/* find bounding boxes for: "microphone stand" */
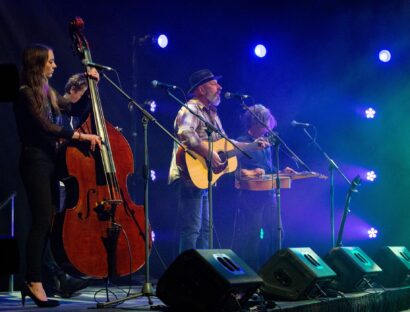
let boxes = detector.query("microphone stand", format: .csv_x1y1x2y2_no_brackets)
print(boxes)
237,99,311,251
272,141,283,250
301,127,353,248
129,34,139,202
165,90,251,249
206,128,214,248
96,73,192,308
336,175,361,247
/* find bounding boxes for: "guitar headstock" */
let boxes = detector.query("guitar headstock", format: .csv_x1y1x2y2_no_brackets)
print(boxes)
69,17,89,59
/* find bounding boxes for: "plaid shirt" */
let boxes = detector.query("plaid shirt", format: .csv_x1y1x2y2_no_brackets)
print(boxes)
168,98,226,183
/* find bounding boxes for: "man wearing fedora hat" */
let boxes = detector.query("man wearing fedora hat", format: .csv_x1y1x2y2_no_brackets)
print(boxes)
169,69,269,253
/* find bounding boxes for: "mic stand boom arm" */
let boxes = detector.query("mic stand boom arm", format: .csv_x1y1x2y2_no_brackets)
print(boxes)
165,91,252,160
302,128,351,184
301,127,354,248
97,73,191,308
102,73,194,159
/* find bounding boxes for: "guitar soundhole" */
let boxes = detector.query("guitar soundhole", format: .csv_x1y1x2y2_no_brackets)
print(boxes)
213,152,228,174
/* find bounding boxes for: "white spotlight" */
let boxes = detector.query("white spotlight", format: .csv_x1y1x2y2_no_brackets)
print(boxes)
379,50,391,63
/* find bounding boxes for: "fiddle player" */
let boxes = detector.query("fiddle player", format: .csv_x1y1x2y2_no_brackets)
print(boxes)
14,43,101,307
168,69,269,254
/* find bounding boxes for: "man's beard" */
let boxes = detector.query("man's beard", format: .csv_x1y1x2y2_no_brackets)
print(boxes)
207,93,220,107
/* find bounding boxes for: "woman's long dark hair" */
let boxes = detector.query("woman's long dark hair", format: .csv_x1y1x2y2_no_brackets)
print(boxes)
21,43,60,115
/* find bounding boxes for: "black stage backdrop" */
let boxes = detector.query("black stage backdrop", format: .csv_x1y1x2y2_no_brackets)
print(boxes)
1,0,410,282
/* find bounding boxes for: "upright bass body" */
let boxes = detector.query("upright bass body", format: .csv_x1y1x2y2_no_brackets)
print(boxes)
52,116,148,279
51,17,150,279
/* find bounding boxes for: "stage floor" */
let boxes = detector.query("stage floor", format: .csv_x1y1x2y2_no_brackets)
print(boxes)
0,286,163,312
1,286,410,311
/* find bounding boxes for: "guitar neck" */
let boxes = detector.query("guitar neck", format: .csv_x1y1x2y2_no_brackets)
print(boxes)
225,140,258,159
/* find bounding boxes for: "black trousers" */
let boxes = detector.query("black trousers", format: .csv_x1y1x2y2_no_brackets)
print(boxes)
233,190,277,272
20,146,59,282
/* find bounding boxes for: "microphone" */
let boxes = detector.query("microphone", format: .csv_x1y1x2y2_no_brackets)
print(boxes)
82,60,113,71
224,92,251,99
352,175,362,187
151,80,177,90
291,120,312,127
350,175,362,193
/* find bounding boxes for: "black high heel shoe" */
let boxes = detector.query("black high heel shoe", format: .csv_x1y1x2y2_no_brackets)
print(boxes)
21,283,59,307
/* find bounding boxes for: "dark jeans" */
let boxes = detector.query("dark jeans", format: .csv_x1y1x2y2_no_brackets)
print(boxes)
176,179,210,253
20,146,59,282
233,190,277,272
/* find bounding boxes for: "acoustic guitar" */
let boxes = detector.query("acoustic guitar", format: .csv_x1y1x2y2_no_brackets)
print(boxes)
176,138,245,189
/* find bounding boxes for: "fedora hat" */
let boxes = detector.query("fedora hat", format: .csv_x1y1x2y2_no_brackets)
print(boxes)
187,69,222,95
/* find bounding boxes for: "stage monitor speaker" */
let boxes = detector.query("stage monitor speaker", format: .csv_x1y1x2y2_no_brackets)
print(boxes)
0,237,19,274
0,64,19,102
259,247,336,300
324,246,382,292
373,246,410,287
156,249,262,312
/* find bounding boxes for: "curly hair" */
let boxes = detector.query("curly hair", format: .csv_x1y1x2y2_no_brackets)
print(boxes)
241,104,277,130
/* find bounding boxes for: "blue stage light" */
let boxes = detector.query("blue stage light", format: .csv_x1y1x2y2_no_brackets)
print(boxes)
365,107,376,119
368,227,378,238
149,100,157,112
366,171,377,182
259,228,264,240
379,50,391,62
150,170,157,181
143,99,156,113
254,44,267,58
157,34,168,48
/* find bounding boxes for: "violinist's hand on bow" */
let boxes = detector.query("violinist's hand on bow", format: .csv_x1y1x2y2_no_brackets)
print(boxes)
86,68,100,82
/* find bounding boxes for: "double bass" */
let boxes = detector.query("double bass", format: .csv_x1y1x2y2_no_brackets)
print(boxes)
51,17,149,279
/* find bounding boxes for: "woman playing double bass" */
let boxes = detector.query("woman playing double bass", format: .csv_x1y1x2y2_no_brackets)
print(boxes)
14,43,101,307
